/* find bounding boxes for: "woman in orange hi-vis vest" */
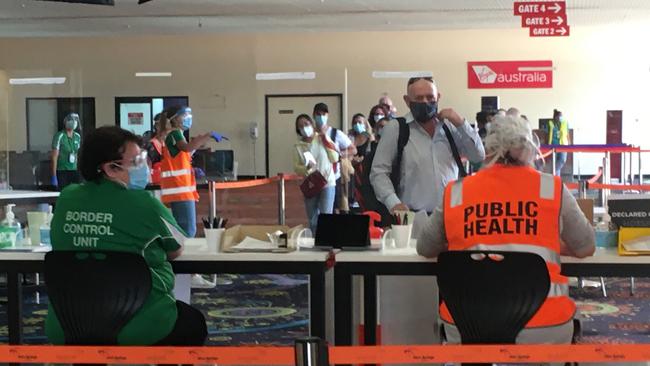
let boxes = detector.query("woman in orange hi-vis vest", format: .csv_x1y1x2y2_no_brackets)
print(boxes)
160,106,216,238
417,114,595,344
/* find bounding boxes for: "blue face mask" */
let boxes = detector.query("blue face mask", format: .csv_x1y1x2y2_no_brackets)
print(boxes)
314,114,328,129
353,123,366,134
182,115,193,130
127,164,150,190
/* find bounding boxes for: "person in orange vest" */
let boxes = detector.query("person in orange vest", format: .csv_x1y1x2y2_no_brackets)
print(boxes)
417,114,595,344
160,106,223,238
146,113,170,185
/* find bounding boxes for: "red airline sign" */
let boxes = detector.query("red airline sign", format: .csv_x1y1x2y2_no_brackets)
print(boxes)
529,26,570,37
514,1,566,16
521,13,567,27
467,60,553,89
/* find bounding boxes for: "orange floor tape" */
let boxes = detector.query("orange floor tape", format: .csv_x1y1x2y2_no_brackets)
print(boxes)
4,344,650,364
212,174,301,190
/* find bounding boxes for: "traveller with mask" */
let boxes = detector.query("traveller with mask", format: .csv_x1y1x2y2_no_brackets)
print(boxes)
50,112,82,190
312,102,356,213
379,95,398,119
46,126,208,347
369,77,485,347
347,114,374,213
293,114,339,233
371,76,485,214
368,104,389,138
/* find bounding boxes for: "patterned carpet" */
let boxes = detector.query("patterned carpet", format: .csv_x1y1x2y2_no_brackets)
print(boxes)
1,275,650,345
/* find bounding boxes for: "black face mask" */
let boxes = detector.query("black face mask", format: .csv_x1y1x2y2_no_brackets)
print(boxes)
409,101,438,123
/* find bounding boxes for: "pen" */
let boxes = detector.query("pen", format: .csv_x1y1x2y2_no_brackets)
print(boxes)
202,218,211,229
403,213,409,225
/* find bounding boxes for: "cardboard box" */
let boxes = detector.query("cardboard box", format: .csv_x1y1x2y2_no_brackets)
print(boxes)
608,194,650,228
576,198,594,224
618,227,650,256
221,224,304,250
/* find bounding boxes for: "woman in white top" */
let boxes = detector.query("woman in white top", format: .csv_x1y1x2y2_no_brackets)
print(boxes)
293,114,339,233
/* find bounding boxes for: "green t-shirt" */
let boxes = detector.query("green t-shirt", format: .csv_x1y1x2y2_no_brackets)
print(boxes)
165,129,185,158
52,130,81,171
45,178,186,345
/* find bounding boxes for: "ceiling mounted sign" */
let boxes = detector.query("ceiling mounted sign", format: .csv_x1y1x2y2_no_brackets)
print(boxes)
467,60,553,89
514,1,570,37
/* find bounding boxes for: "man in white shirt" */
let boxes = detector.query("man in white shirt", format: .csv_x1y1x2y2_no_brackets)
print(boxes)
371,77,485,214
313,102,356,213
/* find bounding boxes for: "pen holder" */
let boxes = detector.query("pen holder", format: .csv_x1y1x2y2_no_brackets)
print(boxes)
381,224,413,250
205,228,225,253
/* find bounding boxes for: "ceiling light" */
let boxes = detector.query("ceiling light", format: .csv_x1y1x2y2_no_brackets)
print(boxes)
372,71,433,79
256,72,316,80
135,72,172,77
9,77,66,85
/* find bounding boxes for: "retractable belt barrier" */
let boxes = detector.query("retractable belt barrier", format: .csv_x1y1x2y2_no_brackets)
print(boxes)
4,344,650,364
209,174,301,190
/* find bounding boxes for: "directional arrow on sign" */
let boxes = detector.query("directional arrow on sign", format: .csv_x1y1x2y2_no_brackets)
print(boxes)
557,26,568,35
549,2,563,14
551,16,564,25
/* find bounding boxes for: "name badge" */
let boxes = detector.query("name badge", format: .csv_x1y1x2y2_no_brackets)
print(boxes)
69,154,76,164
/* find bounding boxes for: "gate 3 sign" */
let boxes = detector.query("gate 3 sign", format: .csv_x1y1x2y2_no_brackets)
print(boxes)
467,60,553,89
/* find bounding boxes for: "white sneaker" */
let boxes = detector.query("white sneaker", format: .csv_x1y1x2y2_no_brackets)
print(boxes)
191,274,216,289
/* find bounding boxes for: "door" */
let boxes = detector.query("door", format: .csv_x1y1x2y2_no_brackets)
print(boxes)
266,94,342,177
115,96,189,137
606,110,623,180
27,99,58,153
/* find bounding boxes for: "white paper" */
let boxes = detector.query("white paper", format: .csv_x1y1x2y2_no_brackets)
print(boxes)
232,236,277,250
622,236,650,252
303,151,317,167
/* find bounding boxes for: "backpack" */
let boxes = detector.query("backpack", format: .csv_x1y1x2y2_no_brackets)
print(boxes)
355,118,467,227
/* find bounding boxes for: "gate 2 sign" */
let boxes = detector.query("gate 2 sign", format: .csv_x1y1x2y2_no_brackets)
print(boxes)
467,61,553,89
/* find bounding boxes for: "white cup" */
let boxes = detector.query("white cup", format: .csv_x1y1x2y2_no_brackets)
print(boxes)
290,228,314,250
205,228,225,253
382,224,413,250
27,211,47,246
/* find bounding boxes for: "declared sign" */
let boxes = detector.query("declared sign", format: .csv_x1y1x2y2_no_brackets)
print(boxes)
467,60,553,89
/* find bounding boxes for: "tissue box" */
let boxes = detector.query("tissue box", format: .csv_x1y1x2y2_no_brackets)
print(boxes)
221,225,304,251
618,227,650,255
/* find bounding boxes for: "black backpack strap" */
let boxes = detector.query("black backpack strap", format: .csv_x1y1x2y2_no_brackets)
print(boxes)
441,122,467,178
330,127,337,144
390,117,410,188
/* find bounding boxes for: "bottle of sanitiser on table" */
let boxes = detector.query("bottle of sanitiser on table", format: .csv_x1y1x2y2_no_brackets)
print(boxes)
39,205,53,246
0,204,22,248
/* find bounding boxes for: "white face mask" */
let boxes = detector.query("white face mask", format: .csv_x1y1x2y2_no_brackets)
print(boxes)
374,114,385,122
301,125,314,138
485,122,492,131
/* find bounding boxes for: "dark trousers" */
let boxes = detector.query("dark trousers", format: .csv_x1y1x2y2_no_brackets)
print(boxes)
56,170,81,190
155,301,208,346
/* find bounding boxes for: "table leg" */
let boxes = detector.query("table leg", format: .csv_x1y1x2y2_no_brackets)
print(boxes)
7,271,23,344
363,274,377,346
334,267,353,346
309,268,326,339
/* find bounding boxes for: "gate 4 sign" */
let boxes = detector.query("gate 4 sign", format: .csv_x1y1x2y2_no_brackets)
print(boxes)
514,1,565,15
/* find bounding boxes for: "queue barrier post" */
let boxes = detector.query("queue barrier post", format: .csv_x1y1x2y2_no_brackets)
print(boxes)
278,173,286,226
295,337,330,366
208,180,217,224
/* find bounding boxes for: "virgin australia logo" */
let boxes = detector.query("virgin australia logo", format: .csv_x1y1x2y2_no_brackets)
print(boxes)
472,65,497,84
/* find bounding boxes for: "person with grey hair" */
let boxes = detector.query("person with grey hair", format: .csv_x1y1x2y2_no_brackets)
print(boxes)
417,115,594,345
506,107,521,118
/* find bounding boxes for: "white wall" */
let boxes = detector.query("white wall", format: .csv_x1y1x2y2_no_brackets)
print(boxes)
2,25,650,175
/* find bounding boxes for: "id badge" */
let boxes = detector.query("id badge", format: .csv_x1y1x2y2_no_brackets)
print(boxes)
69,154,76,164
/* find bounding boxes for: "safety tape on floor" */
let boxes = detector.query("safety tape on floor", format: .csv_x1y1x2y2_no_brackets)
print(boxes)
4,344,650,364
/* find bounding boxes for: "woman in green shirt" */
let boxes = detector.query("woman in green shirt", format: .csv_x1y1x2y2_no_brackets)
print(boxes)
46,126,207,346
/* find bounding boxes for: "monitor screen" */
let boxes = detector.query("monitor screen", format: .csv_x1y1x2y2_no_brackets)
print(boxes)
315,214,370,248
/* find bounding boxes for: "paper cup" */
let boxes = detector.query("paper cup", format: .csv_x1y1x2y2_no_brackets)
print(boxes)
205,228,225,253
27,212,48,246
381,224,413,250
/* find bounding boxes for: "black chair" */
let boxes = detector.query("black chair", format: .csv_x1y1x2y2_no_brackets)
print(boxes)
45,250,151,345
437,250,550,345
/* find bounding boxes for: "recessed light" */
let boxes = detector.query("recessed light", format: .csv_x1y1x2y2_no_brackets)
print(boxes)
9,77,66,85
256,72,316,80
372,71,433,79
135,72,172,77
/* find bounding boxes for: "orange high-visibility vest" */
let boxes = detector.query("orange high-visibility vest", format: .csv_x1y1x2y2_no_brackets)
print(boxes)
441,164,574,328
160,146,198,204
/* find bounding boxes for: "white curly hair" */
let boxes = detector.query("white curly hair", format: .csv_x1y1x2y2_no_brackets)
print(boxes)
483,115,540,167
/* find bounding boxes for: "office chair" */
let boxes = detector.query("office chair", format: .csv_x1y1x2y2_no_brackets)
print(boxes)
437,251,550,346
45,251,151,345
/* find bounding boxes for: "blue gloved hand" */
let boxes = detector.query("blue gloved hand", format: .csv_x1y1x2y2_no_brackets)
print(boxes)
193,167,206,179
210,131,228,142
50,175,58,187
